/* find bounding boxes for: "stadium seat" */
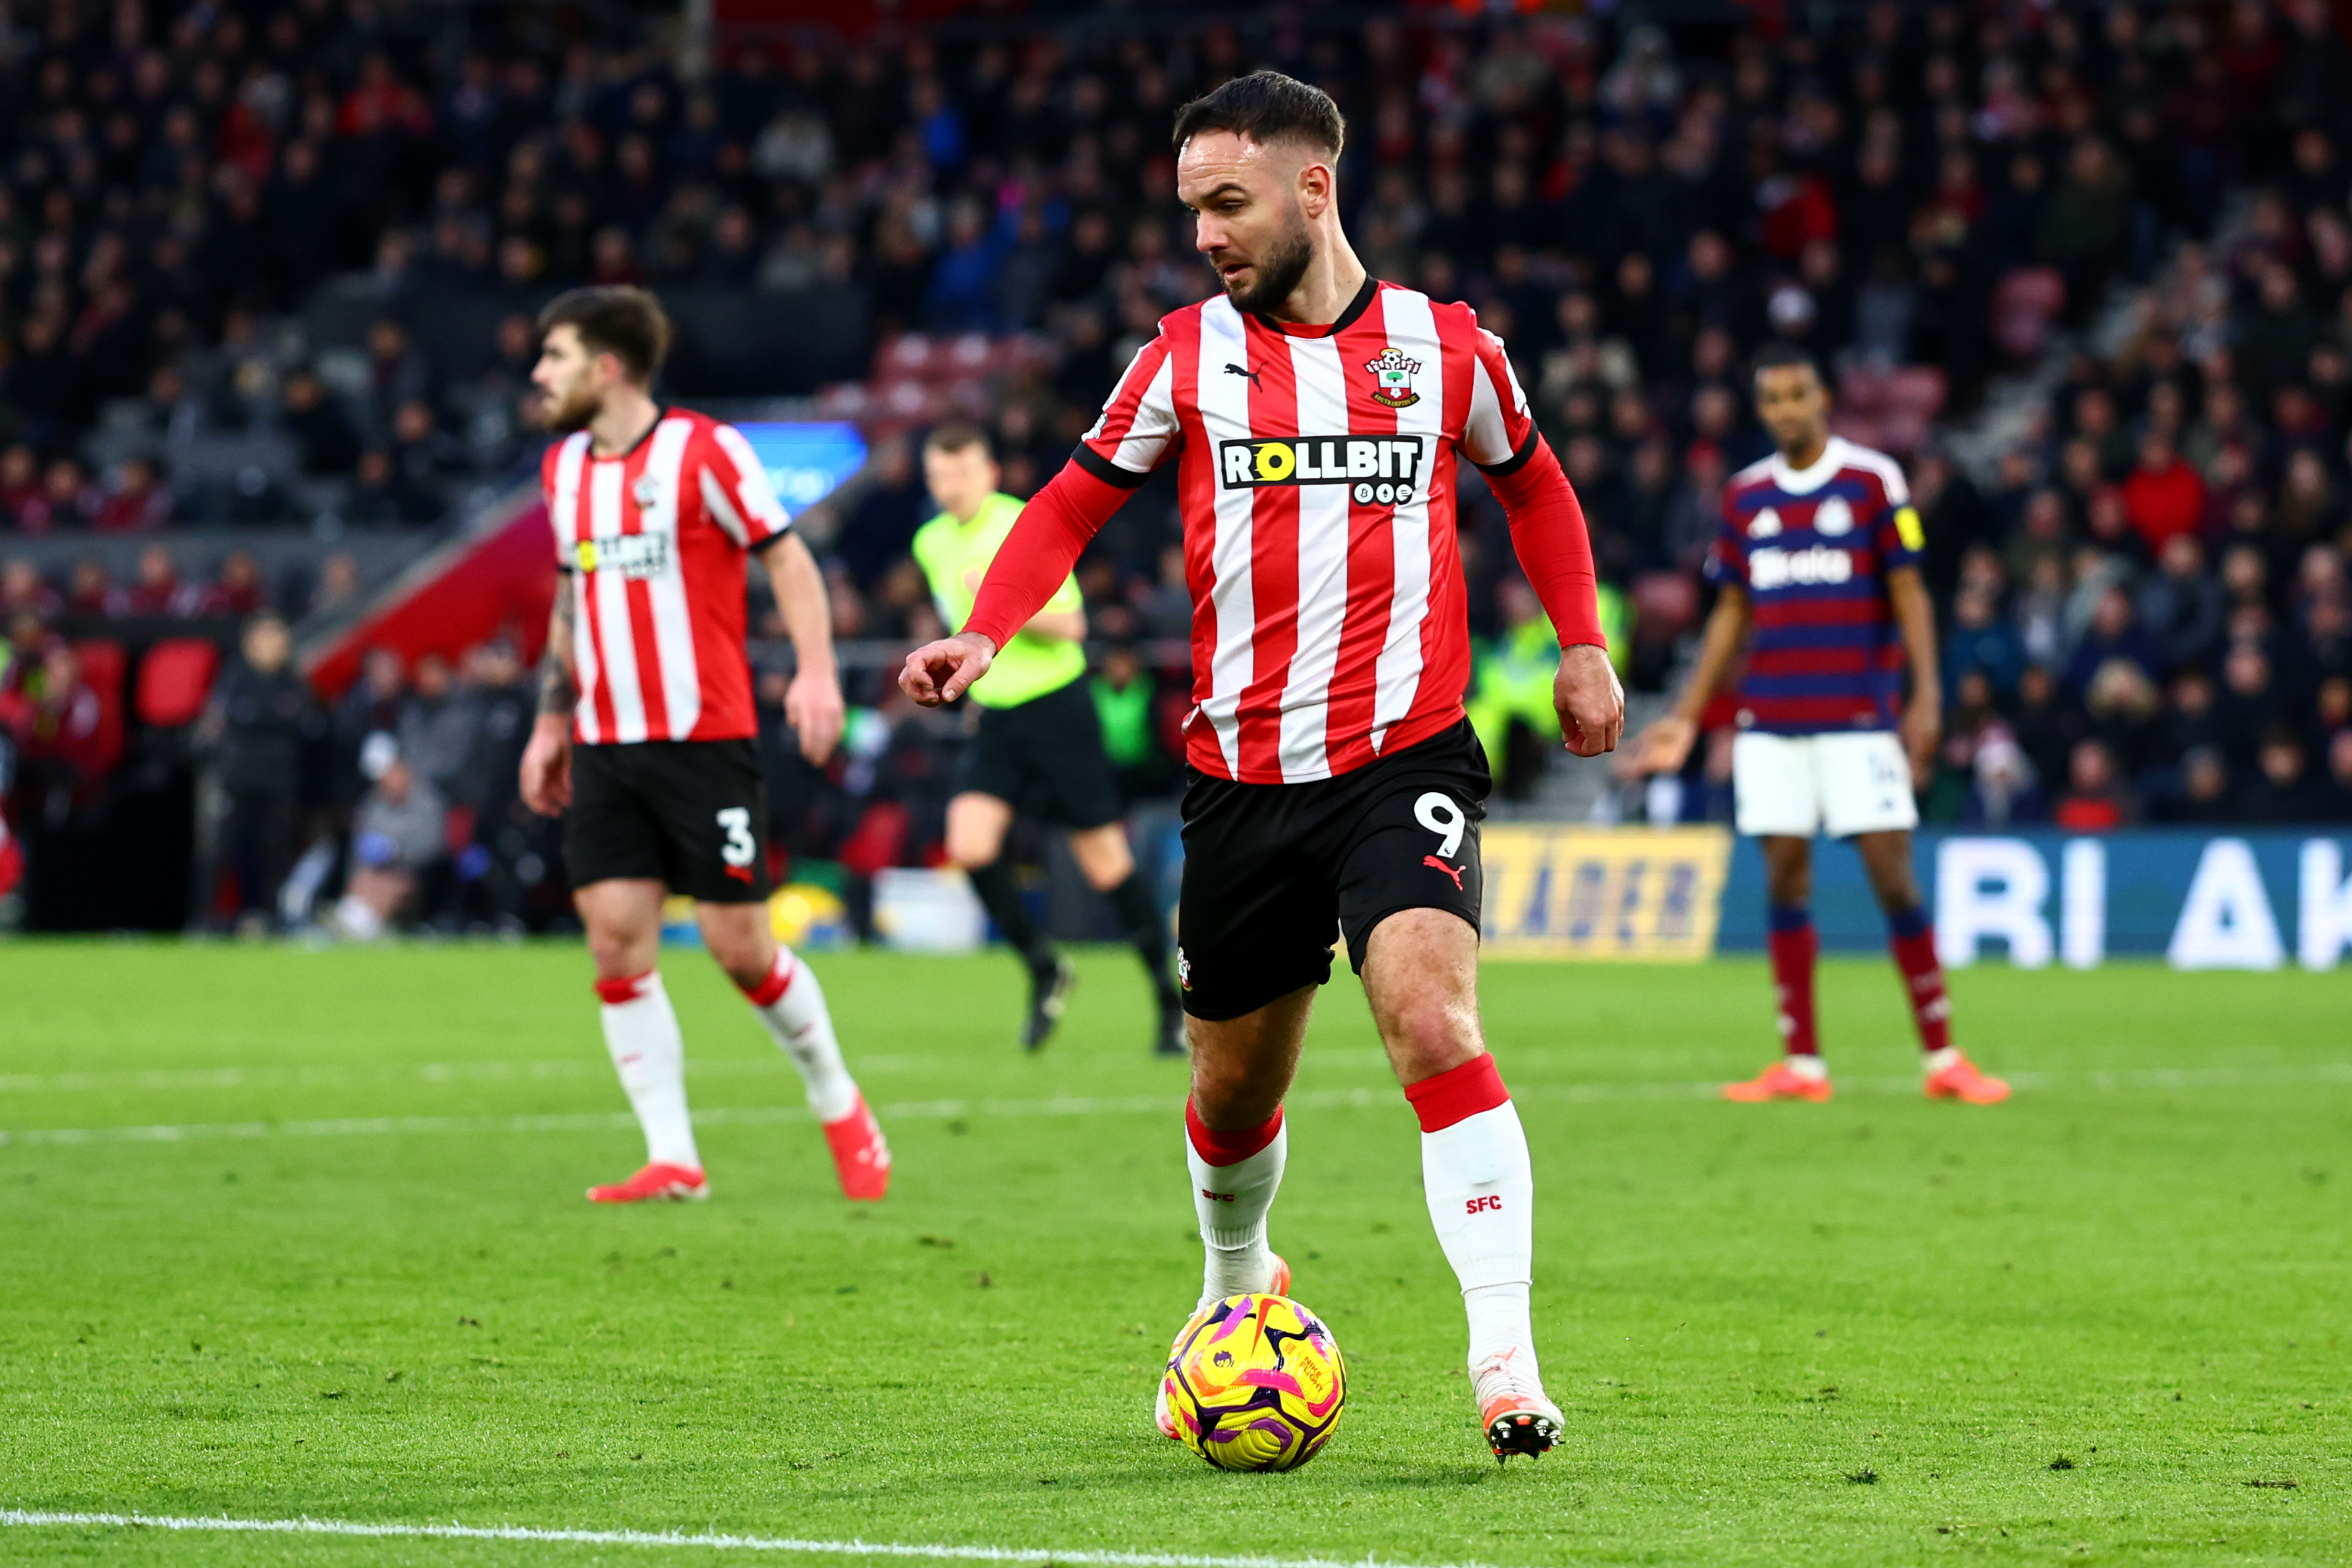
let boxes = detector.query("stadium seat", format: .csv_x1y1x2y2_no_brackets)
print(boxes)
135,638,222,728
69,638,128,780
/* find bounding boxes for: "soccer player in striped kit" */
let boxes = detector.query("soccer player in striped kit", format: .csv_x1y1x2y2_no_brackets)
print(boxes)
901,74,1623,1459
519,287,891,1204
1635,344,2009,1105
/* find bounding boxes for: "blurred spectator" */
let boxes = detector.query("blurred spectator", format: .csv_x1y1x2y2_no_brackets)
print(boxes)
2052,738,2137,832
126,545,190,617
65,561,128,619
2137,536,2226,675
2,561,61,620
2152,746,2238,824
397,653,478,799
196,615,320,930
2120,433,2203,556
309,553,363,619
1091,641,1171,807
280,370,363,476
94,459,174,533
329,754,448,940
2062,585,2165,701
2237,726,2333,822
3,640,109,817
1944,585,2026,700
185,553,272,619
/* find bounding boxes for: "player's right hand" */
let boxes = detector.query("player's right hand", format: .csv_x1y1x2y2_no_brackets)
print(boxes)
1626,714,1698,779
899,633,996,707
519,715,574,815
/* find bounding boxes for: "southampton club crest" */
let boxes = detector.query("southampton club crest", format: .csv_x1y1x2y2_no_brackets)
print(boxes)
1364,347,1422,410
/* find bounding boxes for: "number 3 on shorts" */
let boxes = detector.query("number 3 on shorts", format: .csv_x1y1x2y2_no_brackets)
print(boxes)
717,807,755,868
1414,792,1465,859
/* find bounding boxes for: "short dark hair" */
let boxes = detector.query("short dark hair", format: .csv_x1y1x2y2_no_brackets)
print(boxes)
923,420,993,459
537,286,672,384
1751,342,1823,384
1171,71,1345,159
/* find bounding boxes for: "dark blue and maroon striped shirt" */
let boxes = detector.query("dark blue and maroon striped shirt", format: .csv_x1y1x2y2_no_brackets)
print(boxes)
1703,435,1924,735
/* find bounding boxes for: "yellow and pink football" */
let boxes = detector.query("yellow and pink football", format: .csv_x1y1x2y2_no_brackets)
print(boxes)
1162,1293,1347,1471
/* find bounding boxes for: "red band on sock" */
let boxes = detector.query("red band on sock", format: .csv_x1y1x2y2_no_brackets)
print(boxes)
594,971,654,1005
1185,1099,1284,1165
741,950,794,1007
1404,1054,1510,1133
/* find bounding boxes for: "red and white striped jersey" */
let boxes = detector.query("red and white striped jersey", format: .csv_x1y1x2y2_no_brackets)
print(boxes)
542,407,789,745
1075,277,1537,784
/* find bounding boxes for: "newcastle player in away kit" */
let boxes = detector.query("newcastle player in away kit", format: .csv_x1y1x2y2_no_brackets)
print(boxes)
1635,345,2008,1105
912,423,1185,1055
519,286,891,1203
902,74,1624,1458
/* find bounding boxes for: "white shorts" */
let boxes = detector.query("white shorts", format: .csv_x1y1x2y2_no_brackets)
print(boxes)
1731,729,1919,839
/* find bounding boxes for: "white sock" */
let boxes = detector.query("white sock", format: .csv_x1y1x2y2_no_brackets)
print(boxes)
1186,1105,1287,1309
597,970,699,1170
741,946,860,1124
1420,1098,1537,1374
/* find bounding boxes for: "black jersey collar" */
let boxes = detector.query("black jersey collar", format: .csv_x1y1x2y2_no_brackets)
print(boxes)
1251,274,1378,338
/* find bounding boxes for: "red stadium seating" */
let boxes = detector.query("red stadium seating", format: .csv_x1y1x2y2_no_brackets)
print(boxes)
135,638,222,728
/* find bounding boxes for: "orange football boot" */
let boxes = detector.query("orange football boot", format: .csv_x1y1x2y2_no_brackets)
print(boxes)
1924,1052,2011,1104
822,1095,892,1200
1473,1347,1563,1460
1721,1058,1834,1102
587,1162,708,1203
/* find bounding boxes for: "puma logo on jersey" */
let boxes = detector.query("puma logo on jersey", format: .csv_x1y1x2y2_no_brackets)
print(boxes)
572,532,671,579
1219,436,1425,496
1222,362,1261,389
1748,544,1853,591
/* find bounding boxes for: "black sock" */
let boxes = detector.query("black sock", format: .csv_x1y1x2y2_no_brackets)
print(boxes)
1106,869,1179,1003
968,860,1055,972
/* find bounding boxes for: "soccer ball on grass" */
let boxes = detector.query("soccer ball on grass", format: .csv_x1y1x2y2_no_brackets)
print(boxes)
1162,1293,1346,1471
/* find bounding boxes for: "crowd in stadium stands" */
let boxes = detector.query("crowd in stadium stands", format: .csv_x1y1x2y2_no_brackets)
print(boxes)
11,1,2352,931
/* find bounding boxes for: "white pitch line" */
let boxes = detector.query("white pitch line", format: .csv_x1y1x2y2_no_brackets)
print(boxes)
0,1509,1488,1568
1,1064,2348,1150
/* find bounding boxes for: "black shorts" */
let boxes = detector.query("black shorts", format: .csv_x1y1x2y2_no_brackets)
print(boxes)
1176,718,1490,1021
953,676,1121,830
565,739,774,903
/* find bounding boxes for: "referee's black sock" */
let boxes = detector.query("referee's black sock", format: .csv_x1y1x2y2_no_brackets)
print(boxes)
1106,870,1179,1005
968,859,1056,972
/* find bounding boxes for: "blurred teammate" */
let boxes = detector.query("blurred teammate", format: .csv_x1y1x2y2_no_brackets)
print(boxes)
912,421,1184,1055
901,74,1622,1459
519,286,890,1203
1633,345,2007,1105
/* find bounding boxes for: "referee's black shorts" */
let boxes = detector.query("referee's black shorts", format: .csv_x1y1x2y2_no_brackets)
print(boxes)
565,738,774,904
1175,718,1490,1021
953,676,1122,830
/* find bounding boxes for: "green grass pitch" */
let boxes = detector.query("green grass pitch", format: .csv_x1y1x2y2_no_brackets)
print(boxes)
0,942,2345,1566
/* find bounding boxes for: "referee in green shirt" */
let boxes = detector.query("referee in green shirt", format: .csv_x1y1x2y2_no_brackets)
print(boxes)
912,423,1183,1055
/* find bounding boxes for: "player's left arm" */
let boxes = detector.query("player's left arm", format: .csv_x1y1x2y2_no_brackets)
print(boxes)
1463,320,1623,756
1886,563,1941,787
754,530,845,766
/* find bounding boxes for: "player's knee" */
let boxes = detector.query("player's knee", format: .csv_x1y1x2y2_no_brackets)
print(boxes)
1381,996,1479,1078
586,928,649,980
699,922,772,987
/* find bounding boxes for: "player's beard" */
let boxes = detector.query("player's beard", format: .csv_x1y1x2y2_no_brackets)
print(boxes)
1218,212,1315,315
541,380,599,435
